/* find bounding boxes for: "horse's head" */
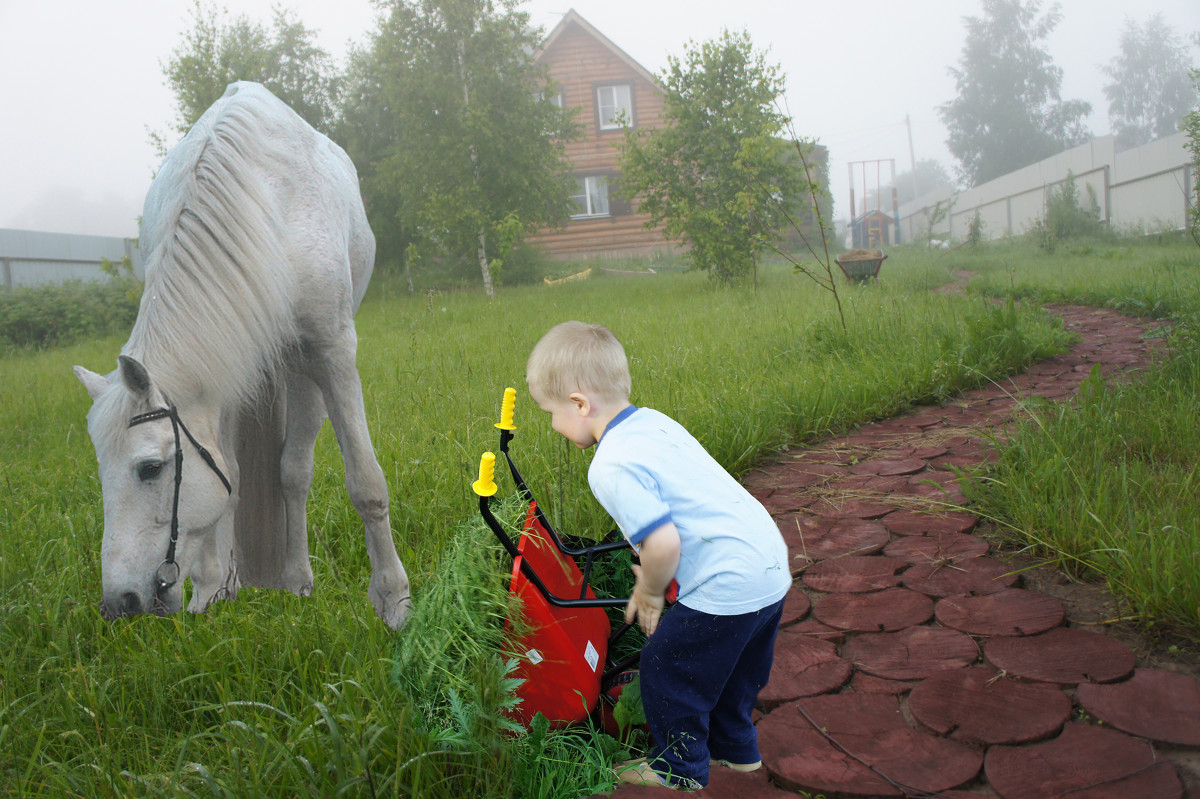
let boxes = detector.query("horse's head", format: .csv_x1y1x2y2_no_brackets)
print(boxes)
74,355,233,619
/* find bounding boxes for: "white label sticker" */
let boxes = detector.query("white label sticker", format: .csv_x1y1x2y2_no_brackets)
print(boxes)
584,640,599,672
525,648,544,665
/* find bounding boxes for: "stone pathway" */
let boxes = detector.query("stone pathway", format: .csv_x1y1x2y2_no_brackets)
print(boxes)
598,305,1200,798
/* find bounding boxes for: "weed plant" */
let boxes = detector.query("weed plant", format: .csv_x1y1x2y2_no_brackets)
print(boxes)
0,256,1088,796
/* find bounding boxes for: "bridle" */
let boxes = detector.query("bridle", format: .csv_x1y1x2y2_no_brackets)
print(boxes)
127,405,232,593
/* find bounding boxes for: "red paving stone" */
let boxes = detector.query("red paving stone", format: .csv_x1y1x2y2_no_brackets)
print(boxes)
598,305,1199,798
985,723,1186,799
1077,669,1200,746
935,588,1066,637
984,626,1137,684
843,626,979,680
908,666,1073,745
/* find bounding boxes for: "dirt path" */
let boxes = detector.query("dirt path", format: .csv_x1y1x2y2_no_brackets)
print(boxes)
601,304,1199,798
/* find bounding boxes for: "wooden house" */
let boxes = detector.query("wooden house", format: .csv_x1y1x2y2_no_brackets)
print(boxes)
528,9,674,260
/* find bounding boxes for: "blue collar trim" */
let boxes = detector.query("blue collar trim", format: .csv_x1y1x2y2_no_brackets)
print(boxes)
599,405,638,444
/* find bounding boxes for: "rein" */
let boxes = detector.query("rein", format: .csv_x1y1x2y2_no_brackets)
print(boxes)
128,405,232,593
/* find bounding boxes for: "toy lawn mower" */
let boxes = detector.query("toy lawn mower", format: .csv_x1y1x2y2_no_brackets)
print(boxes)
472,388,673,732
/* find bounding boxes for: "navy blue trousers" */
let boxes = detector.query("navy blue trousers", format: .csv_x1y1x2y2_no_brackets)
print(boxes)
639,597,785,788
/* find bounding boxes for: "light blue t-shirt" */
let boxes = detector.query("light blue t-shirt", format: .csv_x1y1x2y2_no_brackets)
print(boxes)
587,406,791,616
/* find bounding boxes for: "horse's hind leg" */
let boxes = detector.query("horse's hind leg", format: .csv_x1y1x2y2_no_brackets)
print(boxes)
279,372,325,597
308,330,411,630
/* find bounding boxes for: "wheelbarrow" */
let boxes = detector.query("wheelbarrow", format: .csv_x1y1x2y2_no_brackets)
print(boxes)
835,249,887,284
472,388,670,731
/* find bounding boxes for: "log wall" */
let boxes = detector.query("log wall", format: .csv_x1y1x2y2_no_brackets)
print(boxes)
530,19,673,260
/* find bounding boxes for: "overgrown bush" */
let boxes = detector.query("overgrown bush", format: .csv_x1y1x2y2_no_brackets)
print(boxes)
1031,171,1107,251
493,243,549,287
0,273,140,349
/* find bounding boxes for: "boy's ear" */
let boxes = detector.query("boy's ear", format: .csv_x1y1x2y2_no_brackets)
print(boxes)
568,391,591,415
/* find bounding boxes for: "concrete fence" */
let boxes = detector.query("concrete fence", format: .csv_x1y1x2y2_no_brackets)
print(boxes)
898,133,1194,244
0,228,144,290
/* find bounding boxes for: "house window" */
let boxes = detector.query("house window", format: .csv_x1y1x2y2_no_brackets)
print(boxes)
596,84,632,130
537,90,564,107
571,176,609,218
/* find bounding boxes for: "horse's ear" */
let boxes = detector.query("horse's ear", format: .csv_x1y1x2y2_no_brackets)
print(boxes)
117,355,153,398
74,365,110,400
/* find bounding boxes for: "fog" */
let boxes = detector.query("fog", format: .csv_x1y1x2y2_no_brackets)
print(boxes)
1,0,1196,238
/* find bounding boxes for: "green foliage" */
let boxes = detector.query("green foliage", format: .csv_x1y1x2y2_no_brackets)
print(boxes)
508,713,624,799
961,236,1200,317
1031,171,1107,251
619,29,812,285
493,243,550,287
342,0,579,294
1183,68,1200,248
611,674,646,735
1101,13,1198,150
0,271,140,350
159,0,341,141
939,0,1092,187
966,210,985,247
391,495,525,743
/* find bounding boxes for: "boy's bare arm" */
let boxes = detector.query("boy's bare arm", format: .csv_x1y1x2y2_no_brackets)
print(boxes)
626,522,681,636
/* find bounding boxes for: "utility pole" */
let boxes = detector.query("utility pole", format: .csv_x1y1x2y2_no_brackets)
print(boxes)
906,114,919,201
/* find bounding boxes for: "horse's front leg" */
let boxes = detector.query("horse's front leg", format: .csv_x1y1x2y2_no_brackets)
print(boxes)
185,515,240,612
311,331,411,630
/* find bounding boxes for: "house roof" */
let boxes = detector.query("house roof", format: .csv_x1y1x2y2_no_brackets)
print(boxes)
535,8,660,88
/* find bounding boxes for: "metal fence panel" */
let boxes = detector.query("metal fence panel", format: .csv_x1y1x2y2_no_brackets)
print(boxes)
0,228,143,289
898,133,1192,243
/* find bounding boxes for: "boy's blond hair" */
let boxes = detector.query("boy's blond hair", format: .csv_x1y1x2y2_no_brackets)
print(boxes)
526,321,631,405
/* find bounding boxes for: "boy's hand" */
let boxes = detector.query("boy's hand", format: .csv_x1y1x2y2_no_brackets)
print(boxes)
625,523,681,636
626,564,666,636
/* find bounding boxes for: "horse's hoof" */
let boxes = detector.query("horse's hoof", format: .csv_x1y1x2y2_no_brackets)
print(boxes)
283,574,314,597
376,594,412,631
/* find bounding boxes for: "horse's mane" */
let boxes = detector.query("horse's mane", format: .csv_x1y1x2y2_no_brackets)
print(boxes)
124,91,301,411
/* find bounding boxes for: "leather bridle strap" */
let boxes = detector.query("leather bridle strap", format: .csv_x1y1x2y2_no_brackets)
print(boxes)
128,405,232,592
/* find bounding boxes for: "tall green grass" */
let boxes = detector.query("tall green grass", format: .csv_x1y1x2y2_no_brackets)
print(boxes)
930,235,1200,632
969,317,1200,632
942,236,1200,318
0,254,1099,797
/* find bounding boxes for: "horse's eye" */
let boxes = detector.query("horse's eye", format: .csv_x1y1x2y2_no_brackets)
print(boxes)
137,461,165,481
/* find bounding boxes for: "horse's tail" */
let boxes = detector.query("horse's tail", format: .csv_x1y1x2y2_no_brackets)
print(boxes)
233,378,290,589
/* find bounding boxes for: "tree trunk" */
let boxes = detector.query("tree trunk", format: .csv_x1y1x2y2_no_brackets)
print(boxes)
477,227,494,298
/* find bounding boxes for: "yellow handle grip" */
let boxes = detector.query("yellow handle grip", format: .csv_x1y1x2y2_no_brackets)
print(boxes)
495,387,517,431
472,452,498,496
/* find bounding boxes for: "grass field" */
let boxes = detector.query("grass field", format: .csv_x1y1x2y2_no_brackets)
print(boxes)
0,237,1196,796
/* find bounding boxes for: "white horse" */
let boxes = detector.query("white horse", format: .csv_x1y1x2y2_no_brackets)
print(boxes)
74,82,411,629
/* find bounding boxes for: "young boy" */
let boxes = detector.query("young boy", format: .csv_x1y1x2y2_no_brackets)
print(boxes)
526,321,791,790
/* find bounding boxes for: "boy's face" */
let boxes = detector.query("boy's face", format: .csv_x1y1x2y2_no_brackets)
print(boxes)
531,389,598,449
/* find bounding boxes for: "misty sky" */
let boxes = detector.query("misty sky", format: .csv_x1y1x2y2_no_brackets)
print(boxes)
1,0,1197,239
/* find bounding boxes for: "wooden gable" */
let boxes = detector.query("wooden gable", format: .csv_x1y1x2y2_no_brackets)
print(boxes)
529,9,674,260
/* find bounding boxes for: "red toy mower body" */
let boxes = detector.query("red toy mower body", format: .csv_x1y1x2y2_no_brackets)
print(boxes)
506,503,612,727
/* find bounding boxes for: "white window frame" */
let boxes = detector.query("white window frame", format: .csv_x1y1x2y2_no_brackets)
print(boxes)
596,84,633,130
570,175,610,219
